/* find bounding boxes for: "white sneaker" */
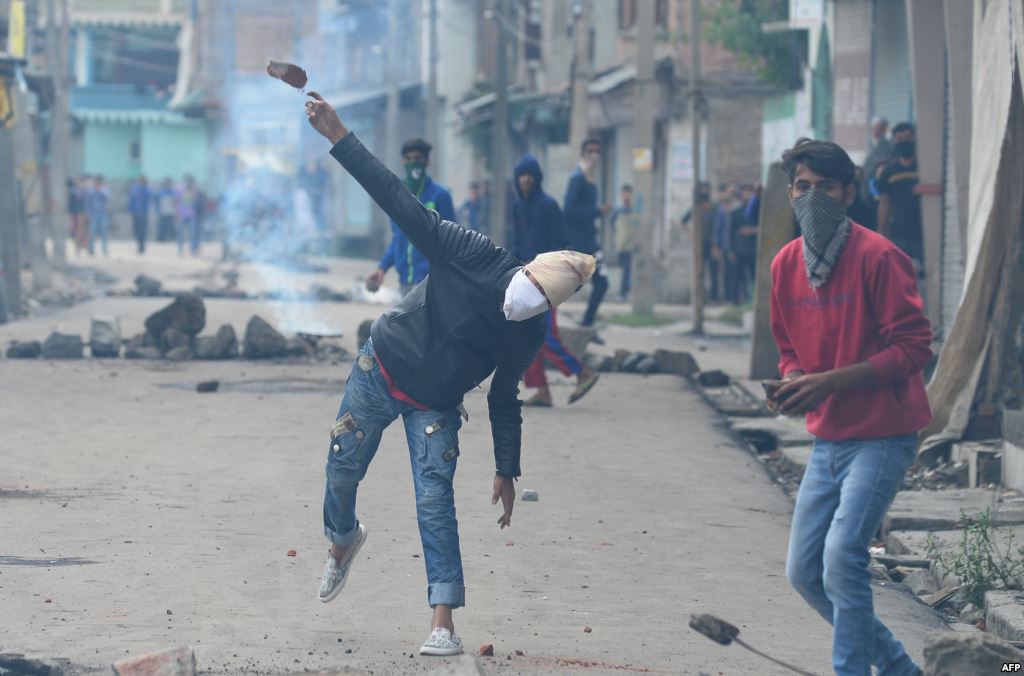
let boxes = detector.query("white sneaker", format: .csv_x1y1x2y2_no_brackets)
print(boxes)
419,627,463,656
317,523,367,603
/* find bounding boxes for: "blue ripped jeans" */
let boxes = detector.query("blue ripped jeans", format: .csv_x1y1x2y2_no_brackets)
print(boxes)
786,435,919,676
323,339,465,608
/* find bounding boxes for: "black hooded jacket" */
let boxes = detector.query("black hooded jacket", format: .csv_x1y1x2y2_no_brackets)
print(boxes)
511,154,570,263
329,134,545,477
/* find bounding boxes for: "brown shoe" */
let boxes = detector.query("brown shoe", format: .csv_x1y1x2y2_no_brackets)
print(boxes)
523,392,553,407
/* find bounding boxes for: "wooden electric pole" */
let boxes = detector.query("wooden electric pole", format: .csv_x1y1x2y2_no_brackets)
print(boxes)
488,0,509,248
689,0,704,334
568,0,591,163
425,0,439,176
630,0,657,316
46,0,68,266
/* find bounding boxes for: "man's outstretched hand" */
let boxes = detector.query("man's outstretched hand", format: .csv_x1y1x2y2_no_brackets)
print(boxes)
305,92,349,145
492,474,515,529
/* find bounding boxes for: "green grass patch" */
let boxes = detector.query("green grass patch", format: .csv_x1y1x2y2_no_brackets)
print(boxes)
717,304,748,327
606,313,676,328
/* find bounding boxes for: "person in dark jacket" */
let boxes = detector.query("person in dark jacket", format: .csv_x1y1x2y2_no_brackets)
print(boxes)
564,138,612,331
128,176,152,254
365,138,456,297
511,154,600,407
305,93,596,657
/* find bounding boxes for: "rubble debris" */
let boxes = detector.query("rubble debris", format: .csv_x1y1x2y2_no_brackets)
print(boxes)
41,332,83,359
125,334,161,360
193,286,249,300
521,490,539,502
286,549,297,557
582,353,615,373
479,644,494,657
922,631,1024,676
160,328,192,355
611,349,631,371
920,586,958,608
285,336,314,358
112,646,196,676
635,356,659,374
195,325,239,360
6,340,41,359
697,370,730,387
196,381,219,393
653,349,699,376
0,652,66,676
89,316,121,358
244,316,287,359
165,347,194,362
619,352,647,373
314,338,350,362
134,274,163,297
985,591,1024,642
583,626,593,633
309,284,350,302
144,293,206,338
959,603,984,624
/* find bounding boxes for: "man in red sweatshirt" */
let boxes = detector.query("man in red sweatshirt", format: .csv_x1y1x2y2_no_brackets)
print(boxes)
769,138,932,676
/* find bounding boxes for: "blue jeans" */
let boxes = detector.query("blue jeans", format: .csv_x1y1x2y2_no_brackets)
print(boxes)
787,435,919,676
323,340,465,608
88,212,108,255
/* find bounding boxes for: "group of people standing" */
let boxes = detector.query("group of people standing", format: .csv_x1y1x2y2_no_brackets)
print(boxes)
693,117,924,308
66,174,208,257
364,136,627,408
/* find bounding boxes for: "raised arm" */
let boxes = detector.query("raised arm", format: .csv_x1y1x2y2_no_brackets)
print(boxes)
307,93,478,265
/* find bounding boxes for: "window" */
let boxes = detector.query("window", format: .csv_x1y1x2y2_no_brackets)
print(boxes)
619,0,669,30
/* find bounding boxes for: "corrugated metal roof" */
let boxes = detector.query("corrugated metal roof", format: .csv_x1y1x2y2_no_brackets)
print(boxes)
71,109,194,124
71,12,184,27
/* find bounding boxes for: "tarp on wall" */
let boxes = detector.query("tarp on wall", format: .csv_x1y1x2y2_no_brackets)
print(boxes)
921,0,1024,457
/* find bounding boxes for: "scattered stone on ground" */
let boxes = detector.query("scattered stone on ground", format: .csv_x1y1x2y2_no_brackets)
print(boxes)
89,316,121,358
159,328,192,355
729,417,812,448
653,348,699,376
41,332,84,359
165,347,194,362
144,293,206,337
611,349,630,371
583,352,615,373
313,338,350,363
125,334,161,360
922,631,1024,676
309,283,350,302
193,285,248,300
6,340,41,359
196,381,219,393
619,352,647,373
906,461,970,491
959,603,984,624
635,356,659,374
243,316,287,359
521,490,539,502
479,644,494,657
134,274,163,297
112,646,196,676
194,324,239,360
284,336,314,358
697,369,730,387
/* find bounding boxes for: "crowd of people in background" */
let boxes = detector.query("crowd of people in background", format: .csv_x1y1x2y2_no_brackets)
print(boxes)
687,117,923,306
66,173,214,257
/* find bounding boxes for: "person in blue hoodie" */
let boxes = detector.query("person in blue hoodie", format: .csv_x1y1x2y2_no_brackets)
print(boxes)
512,154,600,407
365,139,455,296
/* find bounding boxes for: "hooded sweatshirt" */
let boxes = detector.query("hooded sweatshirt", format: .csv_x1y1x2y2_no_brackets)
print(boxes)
511,155,570,263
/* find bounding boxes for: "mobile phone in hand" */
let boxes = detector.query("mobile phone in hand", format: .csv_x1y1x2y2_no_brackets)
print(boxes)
761,379,785,400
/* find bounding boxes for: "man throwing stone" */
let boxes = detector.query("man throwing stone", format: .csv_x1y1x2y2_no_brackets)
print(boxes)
305,92,596,657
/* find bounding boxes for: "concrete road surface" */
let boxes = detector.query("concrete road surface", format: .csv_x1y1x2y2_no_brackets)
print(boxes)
0,243,948,675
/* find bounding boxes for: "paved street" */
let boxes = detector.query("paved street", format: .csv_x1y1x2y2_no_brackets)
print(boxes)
0,243,948,675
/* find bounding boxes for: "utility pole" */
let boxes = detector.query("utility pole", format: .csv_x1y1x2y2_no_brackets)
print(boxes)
46,0,68,266
425,0,440,178
488,0,509,248
0,76,23,317
630,0,656,316
568,0,591,166
380,0,401,254
689,0,704,334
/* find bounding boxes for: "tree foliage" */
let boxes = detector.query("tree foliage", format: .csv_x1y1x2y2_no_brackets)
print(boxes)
703,0,803,89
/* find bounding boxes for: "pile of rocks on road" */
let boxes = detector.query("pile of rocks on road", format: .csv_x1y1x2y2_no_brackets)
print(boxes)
4,293,350,364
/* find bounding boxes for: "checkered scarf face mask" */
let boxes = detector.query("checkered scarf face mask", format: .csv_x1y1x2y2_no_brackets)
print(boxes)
794,190,851,288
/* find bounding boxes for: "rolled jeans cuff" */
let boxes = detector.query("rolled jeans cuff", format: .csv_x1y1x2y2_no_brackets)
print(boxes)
428,582,465,609
323,520,360,547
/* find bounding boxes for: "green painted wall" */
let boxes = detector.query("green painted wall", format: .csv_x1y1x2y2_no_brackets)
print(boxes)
141,122,208,182
82,122,141,179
